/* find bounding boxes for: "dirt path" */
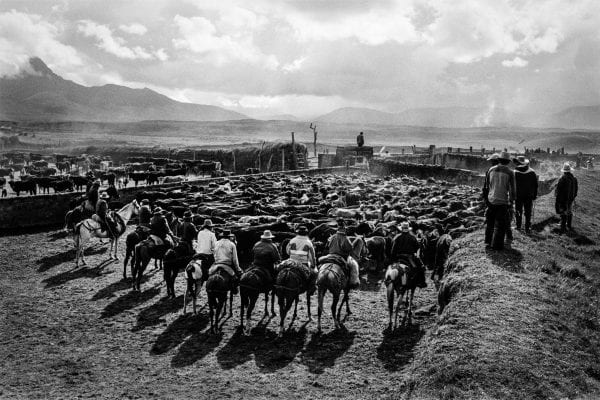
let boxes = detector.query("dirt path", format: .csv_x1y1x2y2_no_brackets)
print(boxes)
0,228,437,399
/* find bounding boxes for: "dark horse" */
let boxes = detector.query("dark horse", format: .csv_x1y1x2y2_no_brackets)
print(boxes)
239,266,276,335
275,259,314,337
420,231,452,289
123,227,150,280
206,268,235,333
384,258,417,329
131,239,172,291
163,243,195,299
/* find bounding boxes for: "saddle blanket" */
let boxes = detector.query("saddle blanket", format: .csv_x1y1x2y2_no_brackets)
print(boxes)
209,263,235,277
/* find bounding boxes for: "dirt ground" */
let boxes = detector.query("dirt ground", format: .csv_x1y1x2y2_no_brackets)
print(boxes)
0,227,438,399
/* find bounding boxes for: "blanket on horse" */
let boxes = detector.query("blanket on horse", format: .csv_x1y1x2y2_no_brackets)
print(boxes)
277,258,316,293
244,265,274,287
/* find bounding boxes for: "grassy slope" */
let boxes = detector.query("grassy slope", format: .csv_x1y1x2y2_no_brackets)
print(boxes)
402,169,600,400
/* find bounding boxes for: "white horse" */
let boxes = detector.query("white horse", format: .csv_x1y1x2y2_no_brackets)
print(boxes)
73,200,140,267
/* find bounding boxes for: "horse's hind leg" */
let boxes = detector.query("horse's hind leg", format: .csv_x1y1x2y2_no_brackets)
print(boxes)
331,292,341,330
123,247,130,279
113,239,119,260
317,287,325,333
278,293,286,337
271,291,276,316
306,292,312,322
407,289,415,325
228,290,234,317
386,284,394,329
245,294,258,335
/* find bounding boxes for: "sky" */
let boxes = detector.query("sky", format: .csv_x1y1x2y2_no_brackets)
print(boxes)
0,0,599,119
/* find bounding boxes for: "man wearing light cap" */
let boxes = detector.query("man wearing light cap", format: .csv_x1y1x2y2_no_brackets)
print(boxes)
390,221,427,288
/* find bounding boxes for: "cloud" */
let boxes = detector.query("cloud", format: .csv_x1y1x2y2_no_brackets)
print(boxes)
119,23,148,35
172,14,279,69
502,56,528,68
78,20,153,60
0,9,82,77
154,48,169,61
282,57,305,73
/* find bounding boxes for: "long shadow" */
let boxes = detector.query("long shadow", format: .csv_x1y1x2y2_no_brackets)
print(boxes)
43,261,112,288
359,271,384,292
37,247,107,272
485,247,524,273
132,295,184,332
100,286,160,319
47,230,69,242
216,325,308,372
150,313,209,355
171,330,223,368
376,324,425,371
91,273,153,301
299,329,356,374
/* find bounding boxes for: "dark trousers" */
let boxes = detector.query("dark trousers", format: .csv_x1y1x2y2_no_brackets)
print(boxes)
485,204,510,249
515,198,533,230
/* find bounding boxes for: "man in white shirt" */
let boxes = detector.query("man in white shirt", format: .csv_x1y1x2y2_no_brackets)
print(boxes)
195,219,217,272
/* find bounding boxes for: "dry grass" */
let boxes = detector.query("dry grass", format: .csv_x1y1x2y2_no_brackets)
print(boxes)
400,169,600,400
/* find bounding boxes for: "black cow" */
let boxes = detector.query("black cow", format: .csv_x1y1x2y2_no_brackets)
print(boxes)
70,176,90,191
100,172,116,186
51,180,74,192
9,180,37,196
0,168,12,177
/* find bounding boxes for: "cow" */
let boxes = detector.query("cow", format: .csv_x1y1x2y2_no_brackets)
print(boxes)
34,177,55,194
70,176,90,191
32,160,48,168
51,179,74,193
100,173,116,186
0,168,12,177
129,172,148,187
9,180,37,196
56,161,71,173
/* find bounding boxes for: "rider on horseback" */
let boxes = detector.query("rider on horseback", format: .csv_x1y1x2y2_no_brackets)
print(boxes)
390,221,427,288
138,199,152,228
85,180,101,213
251,230,281,283
180,210,198,255
210,229,243,293
286,225,318,293
149,208,175,251
93,191,117,237
323,219,354,265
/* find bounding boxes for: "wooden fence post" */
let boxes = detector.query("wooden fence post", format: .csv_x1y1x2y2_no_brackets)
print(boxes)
232,149,236,173
281,149,285,171
291,132,297,170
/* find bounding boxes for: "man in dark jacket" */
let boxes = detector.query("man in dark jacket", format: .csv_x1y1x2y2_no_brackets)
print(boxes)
138,199,152,228
390,221,426,288
356,132,365,147
555,163,578,233
180,210,198,255
94,192,116,237
484,151,515,250
483,153,513,242
513,156,538,234
251,230,281,280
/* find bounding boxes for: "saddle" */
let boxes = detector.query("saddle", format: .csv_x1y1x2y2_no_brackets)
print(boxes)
277,259,316,294
246,265,274,286
208,264,238,293
318,254,349,275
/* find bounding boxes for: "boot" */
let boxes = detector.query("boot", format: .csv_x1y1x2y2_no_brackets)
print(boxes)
560,215,567,234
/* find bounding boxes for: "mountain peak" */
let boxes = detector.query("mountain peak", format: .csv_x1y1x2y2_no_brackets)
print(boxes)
28,57,54,76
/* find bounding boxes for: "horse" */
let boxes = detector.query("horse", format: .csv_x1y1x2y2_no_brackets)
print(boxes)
163,242,195,299
122,227,156,280
365,235,391,272
73,200,140,267
239,265,276,335
316,253,360,333
384,259,417,329
182,255,211,315
275,259,314,337
432,234,452,288
131,236,175,292
206,268,235,334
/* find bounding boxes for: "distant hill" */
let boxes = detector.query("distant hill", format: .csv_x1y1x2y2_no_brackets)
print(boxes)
316,105,600,129
255,114,304,121
0,57,248,122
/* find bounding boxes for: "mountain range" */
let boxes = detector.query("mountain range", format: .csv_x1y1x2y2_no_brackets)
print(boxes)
1,58,599,129
0,58,247,122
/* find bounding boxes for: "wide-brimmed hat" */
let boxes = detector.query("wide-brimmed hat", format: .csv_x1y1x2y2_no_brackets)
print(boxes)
513,155,530,166
261,230,275,240
99,192,109,200
400,221,410,232
561,162,572,172
296,225,309,235
498,151,511,161
486,153,500,161
203,219,213,227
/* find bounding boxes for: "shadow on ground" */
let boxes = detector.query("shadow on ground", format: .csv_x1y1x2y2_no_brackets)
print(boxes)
43,260,113,288
359,271,384,292
299,328,356,374
485,247,524,273
37,247,107,272
376,324,425,371
91,272,154,301
100,286,160,319
171,330,223,368
216,324,308,372
150,313,209,355
132,295,184,332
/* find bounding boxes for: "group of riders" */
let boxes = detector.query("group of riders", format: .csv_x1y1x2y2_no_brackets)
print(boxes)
78,178,430,293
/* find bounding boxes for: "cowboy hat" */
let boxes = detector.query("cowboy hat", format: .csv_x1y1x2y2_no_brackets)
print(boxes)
400,221,410,232
203,218,213,227
561,162,572,172
141,199,150,205
513,155,530,166
486,153,500,161
261,230,275,240
99,192,109,200
296,225,309,235
498,151,511,161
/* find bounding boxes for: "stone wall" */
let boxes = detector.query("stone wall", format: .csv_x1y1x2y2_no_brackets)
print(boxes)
370,158,484,186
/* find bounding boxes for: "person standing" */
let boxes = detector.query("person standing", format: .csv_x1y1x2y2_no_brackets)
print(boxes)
555,163,578,233
513,156,538,234
356,132,365,147
484,151,515,250
483,154,513,242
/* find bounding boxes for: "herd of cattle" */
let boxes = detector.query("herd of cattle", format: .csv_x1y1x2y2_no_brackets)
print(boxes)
0,153,222,196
